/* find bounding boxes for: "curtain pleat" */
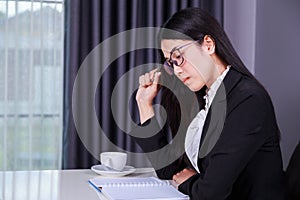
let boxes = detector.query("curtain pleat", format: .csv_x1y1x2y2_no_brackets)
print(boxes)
63,0,223,169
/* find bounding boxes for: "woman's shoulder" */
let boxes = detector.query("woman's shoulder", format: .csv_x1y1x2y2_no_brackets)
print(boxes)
225,69,274,111
230,69,271,101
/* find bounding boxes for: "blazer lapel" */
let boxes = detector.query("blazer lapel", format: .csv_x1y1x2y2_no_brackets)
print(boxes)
199,68,244,157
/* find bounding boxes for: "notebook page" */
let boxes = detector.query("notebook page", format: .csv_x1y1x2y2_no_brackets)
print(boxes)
90,177,167,187
89,176,189,200
102,186,189,200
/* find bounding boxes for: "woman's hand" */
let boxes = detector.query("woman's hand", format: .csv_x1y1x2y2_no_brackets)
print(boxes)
136,69,161,124
172,168,197,185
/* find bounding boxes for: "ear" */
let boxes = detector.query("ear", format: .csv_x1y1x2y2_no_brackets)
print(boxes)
202,35,215,54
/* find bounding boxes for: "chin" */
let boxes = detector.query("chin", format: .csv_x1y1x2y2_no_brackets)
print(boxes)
188,84,203,92
188,86,199,92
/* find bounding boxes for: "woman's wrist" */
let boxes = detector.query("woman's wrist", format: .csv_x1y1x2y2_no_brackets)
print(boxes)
137,101,155,124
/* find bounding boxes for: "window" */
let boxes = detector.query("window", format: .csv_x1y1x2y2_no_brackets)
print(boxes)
0,0,64,170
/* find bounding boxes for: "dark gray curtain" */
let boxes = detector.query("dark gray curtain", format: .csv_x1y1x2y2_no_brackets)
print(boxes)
63,0,223,169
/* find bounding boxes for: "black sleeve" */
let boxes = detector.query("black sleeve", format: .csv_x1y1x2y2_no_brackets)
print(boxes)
285,141,300,200
131,117,187,179
130,117,168,152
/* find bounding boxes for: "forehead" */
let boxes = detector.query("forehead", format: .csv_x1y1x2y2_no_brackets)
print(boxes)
161,39,189,54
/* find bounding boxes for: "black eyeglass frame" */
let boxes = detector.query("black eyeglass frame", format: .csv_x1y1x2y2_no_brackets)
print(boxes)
163,40,200,75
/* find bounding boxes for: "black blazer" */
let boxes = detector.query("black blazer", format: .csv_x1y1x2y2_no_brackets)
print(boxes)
133,68,286,200
285,141,300,200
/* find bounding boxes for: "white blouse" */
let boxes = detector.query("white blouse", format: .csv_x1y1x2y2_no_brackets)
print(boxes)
185,66,230,172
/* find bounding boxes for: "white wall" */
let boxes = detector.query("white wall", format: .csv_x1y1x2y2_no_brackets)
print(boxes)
224,0,300,169
254,0,300,169
224,0,256,74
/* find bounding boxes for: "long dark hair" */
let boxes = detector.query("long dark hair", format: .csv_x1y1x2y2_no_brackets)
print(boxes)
157,7,257,136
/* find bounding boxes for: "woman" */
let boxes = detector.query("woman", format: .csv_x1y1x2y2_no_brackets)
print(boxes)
134,7,286,200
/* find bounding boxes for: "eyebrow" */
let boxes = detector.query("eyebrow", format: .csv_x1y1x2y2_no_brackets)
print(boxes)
170,46,178,53
161,46,180,59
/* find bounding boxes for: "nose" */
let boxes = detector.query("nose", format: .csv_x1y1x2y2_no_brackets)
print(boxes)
173,65,183,76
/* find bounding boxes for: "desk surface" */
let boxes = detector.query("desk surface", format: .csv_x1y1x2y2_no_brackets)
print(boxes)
0,168,156,200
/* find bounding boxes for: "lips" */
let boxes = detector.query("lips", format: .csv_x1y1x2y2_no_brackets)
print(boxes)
182,77,189,84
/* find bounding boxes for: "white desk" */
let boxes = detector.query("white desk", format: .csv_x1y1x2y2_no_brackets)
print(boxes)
0,168,156,200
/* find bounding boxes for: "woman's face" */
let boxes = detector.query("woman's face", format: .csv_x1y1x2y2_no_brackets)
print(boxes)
161,39,216,92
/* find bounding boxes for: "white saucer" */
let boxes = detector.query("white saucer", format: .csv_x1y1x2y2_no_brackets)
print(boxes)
91,165,136,177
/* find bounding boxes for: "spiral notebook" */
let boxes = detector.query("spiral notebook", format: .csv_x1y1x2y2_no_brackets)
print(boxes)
89,176,189,200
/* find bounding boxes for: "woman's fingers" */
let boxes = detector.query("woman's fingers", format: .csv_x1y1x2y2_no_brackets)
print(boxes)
139,73,151,87
139,68,161,87
172,168,197,184
152,71,161,84
144,72,151,86
139,75,143,85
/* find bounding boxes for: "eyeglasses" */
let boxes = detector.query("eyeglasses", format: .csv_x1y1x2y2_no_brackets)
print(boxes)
163,40,200,75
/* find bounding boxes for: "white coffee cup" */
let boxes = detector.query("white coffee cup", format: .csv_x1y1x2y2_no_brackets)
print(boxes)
100,152,127,171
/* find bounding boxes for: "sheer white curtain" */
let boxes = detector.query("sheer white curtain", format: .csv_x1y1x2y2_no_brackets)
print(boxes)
0,0,64,170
